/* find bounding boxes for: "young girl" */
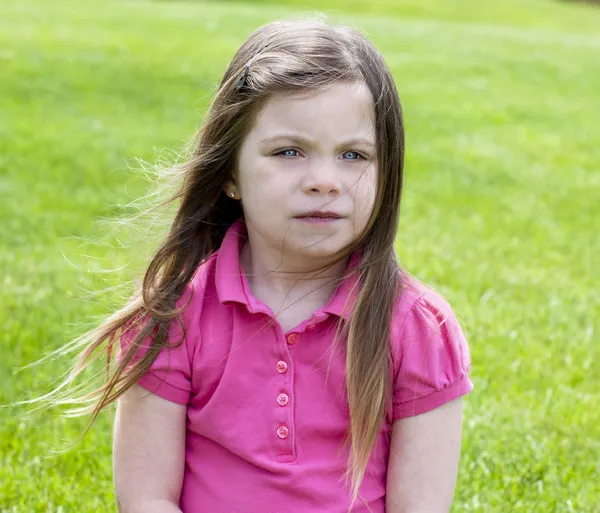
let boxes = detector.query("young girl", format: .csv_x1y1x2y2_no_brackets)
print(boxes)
64,17,473,513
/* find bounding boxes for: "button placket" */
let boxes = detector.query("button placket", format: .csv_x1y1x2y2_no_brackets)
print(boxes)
275,334,295,461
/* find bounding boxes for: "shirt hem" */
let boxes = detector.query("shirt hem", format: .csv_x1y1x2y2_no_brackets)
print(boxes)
392,375,474,419
138,373,191,405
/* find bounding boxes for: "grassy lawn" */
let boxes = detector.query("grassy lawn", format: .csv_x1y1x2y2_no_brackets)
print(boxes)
1,0,599,511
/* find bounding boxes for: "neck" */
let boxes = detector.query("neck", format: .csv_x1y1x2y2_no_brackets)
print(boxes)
240,242,349,313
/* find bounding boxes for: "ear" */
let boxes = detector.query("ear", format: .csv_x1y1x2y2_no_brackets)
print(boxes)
223,179,239,200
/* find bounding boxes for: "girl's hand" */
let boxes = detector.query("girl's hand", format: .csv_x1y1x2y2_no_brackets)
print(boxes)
113,384,186,513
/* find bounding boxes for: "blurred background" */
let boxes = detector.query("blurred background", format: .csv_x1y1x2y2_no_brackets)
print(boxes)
1,0,598,511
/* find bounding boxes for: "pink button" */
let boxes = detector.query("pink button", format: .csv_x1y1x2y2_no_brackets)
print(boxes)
276,425,289,439
277,393,289,406
286,333,299,345
276,360,288,374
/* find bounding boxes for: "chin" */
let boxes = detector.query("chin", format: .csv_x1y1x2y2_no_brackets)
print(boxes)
290,237,349,260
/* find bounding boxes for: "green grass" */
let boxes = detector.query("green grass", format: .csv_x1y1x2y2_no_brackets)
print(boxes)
1,0,599,511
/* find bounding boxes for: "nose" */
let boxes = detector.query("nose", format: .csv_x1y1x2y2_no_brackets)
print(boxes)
302,161,342,196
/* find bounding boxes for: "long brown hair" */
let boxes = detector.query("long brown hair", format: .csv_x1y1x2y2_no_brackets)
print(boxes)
43,16,404,505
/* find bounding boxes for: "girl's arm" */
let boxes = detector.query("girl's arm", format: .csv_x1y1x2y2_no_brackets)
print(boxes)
113,384,187,513
386,397,464,513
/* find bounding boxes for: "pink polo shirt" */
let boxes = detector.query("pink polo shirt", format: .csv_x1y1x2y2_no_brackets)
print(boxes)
121,219,473,513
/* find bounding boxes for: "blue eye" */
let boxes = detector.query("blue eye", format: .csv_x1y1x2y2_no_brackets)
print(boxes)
342,151,362,160
277,149,300,158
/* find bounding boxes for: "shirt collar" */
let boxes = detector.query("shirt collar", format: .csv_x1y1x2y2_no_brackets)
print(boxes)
214,218,249,307
214,218,360,321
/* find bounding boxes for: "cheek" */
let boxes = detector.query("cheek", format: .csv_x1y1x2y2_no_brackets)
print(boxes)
238,167,289,214
354,167,378,220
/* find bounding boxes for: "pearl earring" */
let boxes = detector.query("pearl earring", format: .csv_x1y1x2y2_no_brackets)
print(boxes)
230,192,235,198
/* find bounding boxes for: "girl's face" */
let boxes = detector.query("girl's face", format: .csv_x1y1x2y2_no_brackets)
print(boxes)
230,81,378,265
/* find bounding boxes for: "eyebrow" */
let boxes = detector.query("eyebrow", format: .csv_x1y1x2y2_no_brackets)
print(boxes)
259,134,376,148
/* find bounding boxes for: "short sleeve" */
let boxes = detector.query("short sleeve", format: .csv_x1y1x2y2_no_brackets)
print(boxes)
118,285,199,405
391,290,474,419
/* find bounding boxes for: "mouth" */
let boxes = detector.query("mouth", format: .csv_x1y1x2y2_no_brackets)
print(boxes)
294,211,344,223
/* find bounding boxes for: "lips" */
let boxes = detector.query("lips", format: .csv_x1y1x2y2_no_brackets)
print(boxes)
295,211,343,219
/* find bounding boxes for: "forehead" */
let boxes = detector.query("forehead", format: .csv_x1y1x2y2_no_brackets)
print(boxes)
249,81,375,142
